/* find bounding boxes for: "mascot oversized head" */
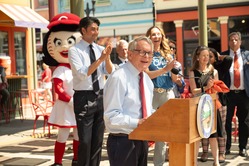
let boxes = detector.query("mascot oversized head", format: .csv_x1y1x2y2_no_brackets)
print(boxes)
42,13,81,166
43,12,81,66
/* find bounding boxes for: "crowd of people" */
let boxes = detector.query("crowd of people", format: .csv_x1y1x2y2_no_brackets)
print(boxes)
34,13,249,166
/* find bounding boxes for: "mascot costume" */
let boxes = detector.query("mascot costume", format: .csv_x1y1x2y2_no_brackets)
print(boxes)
42,13,81,166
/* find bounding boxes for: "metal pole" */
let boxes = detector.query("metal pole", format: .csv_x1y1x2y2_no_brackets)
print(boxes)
85,2,90,17
92,0,96,16
152,1,156,26
198,0,208,46
48,0,57,21
113,29,116,61
84,0,96,17
30,0,37,89
70,0,84,18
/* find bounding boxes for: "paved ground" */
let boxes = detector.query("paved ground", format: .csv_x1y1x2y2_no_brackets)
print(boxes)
1,112,249,165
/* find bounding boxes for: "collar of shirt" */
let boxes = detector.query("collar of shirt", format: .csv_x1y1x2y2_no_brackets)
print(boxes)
154,51,161,57
229,48,244,90
230,48,241,58
126,62,140,77
118,57,128,63
69,39,107,90
80,39,97,50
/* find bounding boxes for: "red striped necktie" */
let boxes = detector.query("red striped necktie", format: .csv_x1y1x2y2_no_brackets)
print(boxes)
233,51,240,88
139,72,147,118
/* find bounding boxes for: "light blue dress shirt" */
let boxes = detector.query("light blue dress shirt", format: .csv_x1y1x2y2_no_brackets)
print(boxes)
68,39,114,90
104,62,155,134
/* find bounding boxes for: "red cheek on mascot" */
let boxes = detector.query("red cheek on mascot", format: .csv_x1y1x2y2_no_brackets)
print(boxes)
42,13,81,166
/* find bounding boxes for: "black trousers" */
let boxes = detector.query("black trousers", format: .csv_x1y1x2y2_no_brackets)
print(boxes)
225,90,249,150
107,134,148,166
74,90,104,166
0,88,10,105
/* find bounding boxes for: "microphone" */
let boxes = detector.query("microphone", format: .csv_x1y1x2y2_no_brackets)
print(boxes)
171,68,185,77
171,68,200,79
171,68,205,93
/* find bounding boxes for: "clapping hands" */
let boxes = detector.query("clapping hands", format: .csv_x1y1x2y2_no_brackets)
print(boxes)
100,43,112,61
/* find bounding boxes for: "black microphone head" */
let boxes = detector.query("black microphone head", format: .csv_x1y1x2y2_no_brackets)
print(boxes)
171,68,179,75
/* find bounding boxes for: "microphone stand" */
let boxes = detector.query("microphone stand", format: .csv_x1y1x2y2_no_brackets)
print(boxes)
199,78,205,94
171,68,206,96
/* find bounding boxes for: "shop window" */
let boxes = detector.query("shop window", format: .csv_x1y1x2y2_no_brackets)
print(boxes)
14,32,26,75
35,29,42,46
208,19,220,38
183,20,199,40
183,19,220,40
163,22,176,40
0,31,9,56
60,0,70,11
228,16,249,50
64,0,70,9
228,16,249,35
182,19,221,75
0,31,10,75
38,0,48,7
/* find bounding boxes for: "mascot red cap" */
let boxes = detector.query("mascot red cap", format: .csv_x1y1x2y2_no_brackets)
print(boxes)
47,12,80,30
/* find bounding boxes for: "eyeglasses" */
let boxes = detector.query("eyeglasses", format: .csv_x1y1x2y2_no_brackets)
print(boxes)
170,46,176,50
133,49,153,58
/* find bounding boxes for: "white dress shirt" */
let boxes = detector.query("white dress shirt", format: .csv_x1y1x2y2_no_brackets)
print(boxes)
229,48,245,90
68,39,114,90
104,62,155,134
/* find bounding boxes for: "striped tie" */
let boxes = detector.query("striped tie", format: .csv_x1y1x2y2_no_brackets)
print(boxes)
233,51,240,88
139,72,147,118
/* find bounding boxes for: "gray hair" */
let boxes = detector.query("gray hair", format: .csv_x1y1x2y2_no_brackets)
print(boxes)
116,39,128,49
228,32,241,41
128,36,154,52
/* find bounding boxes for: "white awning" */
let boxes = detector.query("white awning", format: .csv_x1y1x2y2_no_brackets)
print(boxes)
0,3,49,29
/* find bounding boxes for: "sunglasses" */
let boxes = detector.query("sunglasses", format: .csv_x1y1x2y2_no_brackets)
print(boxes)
170,46,176,50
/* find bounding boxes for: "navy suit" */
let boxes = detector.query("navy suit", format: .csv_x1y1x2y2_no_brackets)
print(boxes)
221,49,249,151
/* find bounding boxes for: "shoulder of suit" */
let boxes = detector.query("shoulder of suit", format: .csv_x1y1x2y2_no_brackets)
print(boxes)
241,50,249,65
113,58,122,64
242,49,249,55
241,49,249,60
220,50,229,55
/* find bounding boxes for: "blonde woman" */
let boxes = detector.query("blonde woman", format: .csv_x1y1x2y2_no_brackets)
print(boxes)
145,26,183,166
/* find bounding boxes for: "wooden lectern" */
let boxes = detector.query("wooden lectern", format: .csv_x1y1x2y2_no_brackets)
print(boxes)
129,94,217,166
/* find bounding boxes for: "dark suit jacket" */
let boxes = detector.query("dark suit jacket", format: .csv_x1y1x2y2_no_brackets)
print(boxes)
112,57,126,70
112,57,123,66
221,49,249,97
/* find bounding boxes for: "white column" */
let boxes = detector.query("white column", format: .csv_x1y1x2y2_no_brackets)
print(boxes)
174,20,183,28
155,22,163,29
218,16,229,24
